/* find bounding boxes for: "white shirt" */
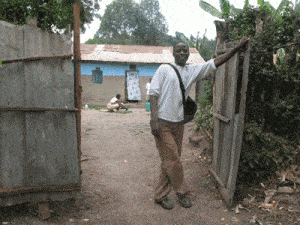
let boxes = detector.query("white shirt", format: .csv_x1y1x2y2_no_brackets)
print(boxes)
109,97,118,104
149,59,216,122
146,83,151,95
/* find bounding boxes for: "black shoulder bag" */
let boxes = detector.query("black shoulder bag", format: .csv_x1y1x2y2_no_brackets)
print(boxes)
168,64,197,124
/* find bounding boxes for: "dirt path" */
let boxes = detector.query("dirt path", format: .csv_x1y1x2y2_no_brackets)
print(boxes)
77,108,254,224
0,108,257,224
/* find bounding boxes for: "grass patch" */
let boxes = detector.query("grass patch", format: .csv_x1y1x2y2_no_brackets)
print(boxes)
82,105,107,110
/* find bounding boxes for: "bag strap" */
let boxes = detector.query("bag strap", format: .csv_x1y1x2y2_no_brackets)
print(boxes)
168,63,186,104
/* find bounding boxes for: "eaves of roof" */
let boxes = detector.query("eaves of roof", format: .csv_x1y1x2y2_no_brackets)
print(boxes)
74,44,206,65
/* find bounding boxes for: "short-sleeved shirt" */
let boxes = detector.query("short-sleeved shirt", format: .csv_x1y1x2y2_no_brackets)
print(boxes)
109,97,118,104
149,59,216,122
146,83,151,95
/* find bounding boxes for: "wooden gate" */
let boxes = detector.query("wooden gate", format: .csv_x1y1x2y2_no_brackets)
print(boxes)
209,40,251,207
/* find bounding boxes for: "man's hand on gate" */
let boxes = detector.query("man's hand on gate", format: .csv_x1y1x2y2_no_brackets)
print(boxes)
214,37,251,68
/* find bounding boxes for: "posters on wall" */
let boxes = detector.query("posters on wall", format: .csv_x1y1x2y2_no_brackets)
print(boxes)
126,70,142,101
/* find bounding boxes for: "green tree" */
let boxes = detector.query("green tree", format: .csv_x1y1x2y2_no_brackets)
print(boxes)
175,31,216,61
0,0,100,32
138,0,168,45
199,0,295,21
198,36,216,61
140,0,168,35
95,0,138,39
257,0,295,21
91,0,168,45
93,0,141,44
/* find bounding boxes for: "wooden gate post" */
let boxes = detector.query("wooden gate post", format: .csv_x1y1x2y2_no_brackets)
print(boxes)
73,3,82,175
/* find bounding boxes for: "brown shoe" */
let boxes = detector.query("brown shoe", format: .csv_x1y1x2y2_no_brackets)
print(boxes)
155,198,174,210
176,193,192,208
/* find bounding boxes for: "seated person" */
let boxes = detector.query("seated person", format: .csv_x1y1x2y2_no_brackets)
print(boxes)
107,94,128,112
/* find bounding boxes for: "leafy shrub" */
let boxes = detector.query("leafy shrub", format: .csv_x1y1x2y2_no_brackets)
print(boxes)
195,3,300,185
238,122,298,183
231,4,299,184
194,81,214,145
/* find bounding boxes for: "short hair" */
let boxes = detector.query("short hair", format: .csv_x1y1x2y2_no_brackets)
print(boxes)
116,94,121,99
173,42,189,52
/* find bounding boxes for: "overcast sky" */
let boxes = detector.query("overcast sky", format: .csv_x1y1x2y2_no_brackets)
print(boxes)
80,0,295,43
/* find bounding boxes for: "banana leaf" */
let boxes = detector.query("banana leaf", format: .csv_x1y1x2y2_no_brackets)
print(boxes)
244,0,250,9
199,0,222,19
257,0,264,5
219,0,231,18
264,1,276,11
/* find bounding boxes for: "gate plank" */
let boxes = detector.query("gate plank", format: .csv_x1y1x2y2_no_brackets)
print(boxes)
212,62,226,173
219,53,239,185
227,42,251,197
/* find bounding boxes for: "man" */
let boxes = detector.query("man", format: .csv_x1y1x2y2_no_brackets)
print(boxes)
145,78,152,102
107,94,128,112
149,38,250,210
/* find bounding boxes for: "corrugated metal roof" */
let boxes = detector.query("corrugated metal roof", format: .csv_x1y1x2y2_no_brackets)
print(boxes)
77,44,205,64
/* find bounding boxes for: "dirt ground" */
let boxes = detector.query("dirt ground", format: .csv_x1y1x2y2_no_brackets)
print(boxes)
2,108,299,224
1,76,299,224
78,108,256,225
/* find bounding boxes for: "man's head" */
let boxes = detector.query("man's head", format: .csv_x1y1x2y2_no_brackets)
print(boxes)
116,94,121,99
173,42,190,67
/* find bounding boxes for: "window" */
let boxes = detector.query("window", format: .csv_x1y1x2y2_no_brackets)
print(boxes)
129,64,136,70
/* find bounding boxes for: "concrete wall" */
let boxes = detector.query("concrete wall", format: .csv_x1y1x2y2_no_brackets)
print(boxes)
0,21,79,205
80,61,160,76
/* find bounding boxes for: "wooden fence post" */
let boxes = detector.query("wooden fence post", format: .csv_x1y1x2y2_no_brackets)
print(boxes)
73,3,82,176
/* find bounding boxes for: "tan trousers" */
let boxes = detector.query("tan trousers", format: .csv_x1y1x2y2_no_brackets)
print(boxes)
107,103,119,111
154,120,188,201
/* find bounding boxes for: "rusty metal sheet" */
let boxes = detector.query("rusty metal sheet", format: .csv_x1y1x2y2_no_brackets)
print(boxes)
24,112,79,187
0,111,79,190
0,184,80,196
0,21,80,206
0,189,80,207
0,63,26,107
0,21,23,61
0,112,26,188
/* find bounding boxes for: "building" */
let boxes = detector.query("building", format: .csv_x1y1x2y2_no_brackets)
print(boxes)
78,44,206,76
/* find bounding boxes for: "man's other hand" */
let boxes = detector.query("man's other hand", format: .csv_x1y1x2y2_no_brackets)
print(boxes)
150,119,161,136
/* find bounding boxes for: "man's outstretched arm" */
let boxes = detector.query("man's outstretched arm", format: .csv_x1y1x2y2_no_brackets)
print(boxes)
214,38,250,68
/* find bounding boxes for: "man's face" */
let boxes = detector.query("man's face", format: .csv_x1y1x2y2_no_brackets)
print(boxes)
173,43,190,66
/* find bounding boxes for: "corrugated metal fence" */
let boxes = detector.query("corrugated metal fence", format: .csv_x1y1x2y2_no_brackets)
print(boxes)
0,21,80,206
